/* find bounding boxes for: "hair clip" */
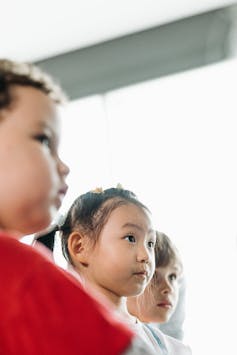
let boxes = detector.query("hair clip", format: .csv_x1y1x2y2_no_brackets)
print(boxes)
91,187,103,194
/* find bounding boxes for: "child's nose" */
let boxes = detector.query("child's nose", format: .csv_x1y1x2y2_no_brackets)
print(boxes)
160,280,172,294
137,245,150,263
58,158,70,177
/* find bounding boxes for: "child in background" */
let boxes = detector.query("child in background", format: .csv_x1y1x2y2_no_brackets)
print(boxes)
56,187,191,354
159,277,186,340
0,59,151,355
127,231,190,352
157,232,186,341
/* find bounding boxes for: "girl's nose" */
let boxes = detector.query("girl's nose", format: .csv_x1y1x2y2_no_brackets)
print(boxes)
137,245,150,263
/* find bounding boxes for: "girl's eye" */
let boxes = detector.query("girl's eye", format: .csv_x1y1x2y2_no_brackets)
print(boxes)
125,234,136,243
35,134,51,148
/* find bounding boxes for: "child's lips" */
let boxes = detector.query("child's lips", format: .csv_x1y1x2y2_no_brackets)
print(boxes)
133,269,149,279
55,185,68,207
59,184,68,196
157,301,172,308
57,185,68,200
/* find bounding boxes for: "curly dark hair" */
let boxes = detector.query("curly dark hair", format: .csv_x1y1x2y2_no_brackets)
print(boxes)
0,59,66,112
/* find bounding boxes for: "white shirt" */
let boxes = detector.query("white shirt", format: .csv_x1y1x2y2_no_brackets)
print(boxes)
130,320,192,355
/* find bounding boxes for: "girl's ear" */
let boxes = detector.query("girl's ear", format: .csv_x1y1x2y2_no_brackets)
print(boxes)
67,231,91,267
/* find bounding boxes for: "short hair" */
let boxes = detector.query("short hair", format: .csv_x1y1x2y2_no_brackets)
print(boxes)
0,58,66,111
155,231,183,271
60,187,149,264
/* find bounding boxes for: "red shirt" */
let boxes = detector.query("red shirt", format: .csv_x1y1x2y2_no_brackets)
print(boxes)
0,233,133,354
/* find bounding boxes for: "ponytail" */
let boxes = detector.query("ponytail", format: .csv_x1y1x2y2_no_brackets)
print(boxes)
35,226,58,252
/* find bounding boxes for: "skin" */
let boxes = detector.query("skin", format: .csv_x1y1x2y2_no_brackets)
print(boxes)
127,261,181,323
68,203,156,317
0,85,69,236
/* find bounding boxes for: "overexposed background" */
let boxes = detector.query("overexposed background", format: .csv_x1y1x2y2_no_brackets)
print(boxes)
6,1,236,354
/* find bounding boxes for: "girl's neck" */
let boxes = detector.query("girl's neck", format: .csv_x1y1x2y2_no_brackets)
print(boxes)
83,278,124,308
79,276,136,323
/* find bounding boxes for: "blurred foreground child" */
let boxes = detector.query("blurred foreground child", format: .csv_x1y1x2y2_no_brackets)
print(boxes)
0,59,151,355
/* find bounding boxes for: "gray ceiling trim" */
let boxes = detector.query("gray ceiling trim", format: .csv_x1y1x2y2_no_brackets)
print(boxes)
36,4,237,100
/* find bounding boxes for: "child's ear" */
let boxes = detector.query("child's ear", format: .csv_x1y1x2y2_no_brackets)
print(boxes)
67,231,91,267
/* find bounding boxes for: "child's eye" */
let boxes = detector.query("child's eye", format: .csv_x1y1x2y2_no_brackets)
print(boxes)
169,273,177,282
35,134,51,148
148,240,155,248
124,234,136,243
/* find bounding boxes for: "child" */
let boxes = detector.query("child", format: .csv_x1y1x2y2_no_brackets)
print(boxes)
127,231,191,353
0,59,152,355
56,187,191,354
156,232,186,341
60,187,156,312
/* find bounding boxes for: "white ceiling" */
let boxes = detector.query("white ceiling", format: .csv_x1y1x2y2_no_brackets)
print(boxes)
0,0,236,62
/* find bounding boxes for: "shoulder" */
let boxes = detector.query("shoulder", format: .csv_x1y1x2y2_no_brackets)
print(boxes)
0,233,69,289
0,233,133,355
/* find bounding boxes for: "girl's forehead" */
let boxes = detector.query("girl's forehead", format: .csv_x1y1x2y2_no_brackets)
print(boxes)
107,202,154,231
110,201,148,218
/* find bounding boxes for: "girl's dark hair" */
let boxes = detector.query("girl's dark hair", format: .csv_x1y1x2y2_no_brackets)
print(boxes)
61,187,149,264
35,187,149,264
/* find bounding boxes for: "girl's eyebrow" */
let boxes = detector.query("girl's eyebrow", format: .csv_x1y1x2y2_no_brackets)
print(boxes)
122,223,142,231
122,223,155,235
